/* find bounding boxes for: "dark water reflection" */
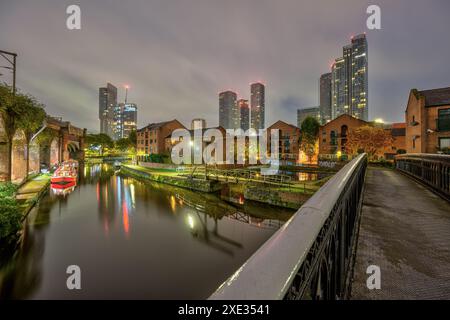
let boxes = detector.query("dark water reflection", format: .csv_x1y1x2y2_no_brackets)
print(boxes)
0,163,293,299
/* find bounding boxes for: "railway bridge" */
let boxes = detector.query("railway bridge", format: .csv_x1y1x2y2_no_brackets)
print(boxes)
0,116,86,181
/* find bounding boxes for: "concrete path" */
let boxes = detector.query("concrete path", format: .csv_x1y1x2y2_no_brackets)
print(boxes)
351,167,450,299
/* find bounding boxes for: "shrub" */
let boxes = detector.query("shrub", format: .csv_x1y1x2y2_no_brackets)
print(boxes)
0,183,22,240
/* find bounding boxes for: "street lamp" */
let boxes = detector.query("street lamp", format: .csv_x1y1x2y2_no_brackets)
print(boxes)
0,50,17,95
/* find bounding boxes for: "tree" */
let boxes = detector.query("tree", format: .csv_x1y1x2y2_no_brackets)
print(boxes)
300,116,320,163
0,84,27,181
16,94,46,178
85,133,114,156
115,138,134,152
346,125,393,160
128,130,137,148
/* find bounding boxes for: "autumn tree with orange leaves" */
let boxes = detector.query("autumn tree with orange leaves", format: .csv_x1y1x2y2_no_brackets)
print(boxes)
345,125,393,160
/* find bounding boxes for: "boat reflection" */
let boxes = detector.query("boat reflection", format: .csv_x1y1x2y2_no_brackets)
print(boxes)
50,181,77,196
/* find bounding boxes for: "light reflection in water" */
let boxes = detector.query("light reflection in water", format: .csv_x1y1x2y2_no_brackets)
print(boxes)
0,163,294,299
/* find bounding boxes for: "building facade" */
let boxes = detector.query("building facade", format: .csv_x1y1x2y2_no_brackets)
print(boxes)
250,82,265,130
320,72,332,124
405,87,450,154
331,34,368,121
319,114,405,159
319,114,368,156
237,99,249,131
137,120,186,155
266,120,301,164
331,57,347,120
219,91,239,130
114,103,137,140
99,83,117,137
297,107,320,128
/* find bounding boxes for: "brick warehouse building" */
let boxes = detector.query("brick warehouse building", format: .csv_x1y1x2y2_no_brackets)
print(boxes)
137,120,186,156
319,114,406,159
405,87,450,154
266,120,301,164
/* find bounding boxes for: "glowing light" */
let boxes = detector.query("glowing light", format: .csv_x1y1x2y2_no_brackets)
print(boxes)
124,84,130,89
374,118,384,124
170,195,176,212
189,140,194,146
129,183,135,208
122,202,130,235
337,151,342,158
187,215,195,229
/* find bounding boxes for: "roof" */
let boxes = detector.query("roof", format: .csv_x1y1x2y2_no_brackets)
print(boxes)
138,119,181,132
164,126,226,139
414,87,450,107
320,114,368,128
267,120,299,130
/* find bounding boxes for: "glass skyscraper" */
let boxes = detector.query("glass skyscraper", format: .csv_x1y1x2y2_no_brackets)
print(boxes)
237,99,249,131
250,82,265,129
113,103,137,140
331,34,368,121
219,90,239,130
319,72,332,124
99,83,117,137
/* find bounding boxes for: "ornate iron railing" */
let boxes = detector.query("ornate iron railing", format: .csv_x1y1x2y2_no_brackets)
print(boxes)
209,153,368,300
396,153,450,201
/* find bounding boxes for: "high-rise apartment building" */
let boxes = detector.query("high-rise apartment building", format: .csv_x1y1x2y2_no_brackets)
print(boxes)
114,103,137,139
331,34,368,121
219,91,239,130
99,83,117,137
237,99,249,131
319,73,332,124
250,82,265,129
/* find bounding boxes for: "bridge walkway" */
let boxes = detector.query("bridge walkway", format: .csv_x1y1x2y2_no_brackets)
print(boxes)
351,167,450,299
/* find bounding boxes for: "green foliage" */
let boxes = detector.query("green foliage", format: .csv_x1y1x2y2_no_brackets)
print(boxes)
300,116,320,162
396,149,407,155
16,94,46,142
85,133,114,155
128,130,137,146
149,154,164,163
0,183,22,240
300,116,320,138
115,137,134,152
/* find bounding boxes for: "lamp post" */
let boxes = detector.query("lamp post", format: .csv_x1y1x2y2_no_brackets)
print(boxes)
0,50,17,95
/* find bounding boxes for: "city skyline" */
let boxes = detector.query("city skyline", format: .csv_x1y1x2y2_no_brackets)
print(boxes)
1,0,449,132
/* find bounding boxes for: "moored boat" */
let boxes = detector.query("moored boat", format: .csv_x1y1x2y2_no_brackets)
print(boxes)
51,160,78,184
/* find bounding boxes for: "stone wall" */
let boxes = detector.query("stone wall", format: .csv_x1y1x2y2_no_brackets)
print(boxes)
120,165,222,193
244,185,310,209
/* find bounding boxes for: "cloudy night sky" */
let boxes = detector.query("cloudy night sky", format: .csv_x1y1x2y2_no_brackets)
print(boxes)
0,0,449,132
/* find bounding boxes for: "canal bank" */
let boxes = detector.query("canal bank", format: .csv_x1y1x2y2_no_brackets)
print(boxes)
120,165,223,192
15,174,51,218
120,164,332,209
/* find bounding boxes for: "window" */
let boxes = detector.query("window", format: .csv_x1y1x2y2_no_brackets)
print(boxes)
439,137,450,149
330,130,337,146
437,108,450,131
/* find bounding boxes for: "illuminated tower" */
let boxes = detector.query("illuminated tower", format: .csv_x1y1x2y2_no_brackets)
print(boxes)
250,82,265,129
219,90,238,129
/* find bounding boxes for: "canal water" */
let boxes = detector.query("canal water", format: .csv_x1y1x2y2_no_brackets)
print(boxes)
0,163,293,299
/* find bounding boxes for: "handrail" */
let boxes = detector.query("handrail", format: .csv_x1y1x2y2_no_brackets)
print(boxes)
209,153,367,300
395,153,450,201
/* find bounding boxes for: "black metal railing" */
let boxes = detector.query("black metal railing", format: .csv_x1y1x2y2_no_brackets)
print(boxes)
396,153,450,201
209,153,368,300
